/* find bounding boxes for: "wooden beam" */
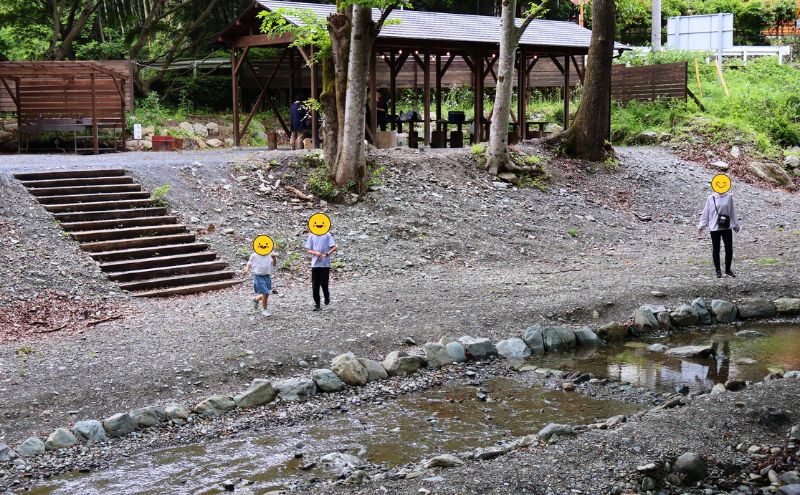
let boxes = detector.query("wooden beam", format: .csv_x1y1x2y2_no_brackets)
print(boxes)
0,77,18,107
119,78,126,151
231,49,240,146
551,56,565,75
475,51,485,143
435,54,442,121
231,33,293,48
423,49,431,146
91,72,98,154
525,56,538,76
570,55,585,84
518,49,527,140
241,49,288,139
370,48,378,144
390,52,397,130
233,46,250,77
563,54,570,130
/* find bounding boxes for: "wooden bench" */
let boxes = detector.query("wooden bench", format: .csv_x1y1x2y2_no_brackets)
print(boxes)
525,121,551,139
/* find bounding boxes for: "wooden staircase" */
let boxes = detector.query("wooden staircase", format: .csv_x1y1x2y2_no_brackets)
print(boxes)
15,169,242,297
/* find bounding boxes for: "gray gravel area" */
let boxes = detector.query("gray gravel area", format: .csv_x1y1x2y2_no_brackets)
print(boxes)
1,145,799,448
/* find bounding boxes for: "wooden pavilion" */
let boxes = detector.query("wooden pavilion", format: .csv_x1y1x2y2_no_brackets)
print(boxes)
215,0,626,148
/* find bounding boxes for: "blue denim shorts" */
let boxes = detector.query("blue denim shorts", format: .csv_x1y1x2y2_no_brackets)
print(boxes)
253,274,272,295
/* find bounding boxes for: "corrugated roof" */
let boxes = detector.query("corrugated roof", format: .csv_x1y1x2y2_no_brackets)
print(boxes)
257,1,624,50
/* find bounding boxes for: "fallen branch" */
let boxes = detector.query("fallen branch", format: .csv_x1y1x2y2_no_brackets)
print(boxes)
35,323,68,334
86,315,122,327
534,268,582,275
284,186,315,201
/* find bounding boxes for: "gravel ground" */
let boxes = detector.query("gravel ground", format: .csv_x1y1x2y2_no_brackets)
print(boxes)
1,145,799,448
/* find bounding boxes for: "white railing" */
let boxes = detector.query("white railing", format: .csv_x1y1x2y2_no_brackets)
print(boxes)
627,45,794,64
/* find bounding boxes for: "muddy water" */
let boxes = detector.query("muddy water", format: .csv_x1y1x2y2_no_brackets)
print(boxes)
27,378,643,495
532,324,800,392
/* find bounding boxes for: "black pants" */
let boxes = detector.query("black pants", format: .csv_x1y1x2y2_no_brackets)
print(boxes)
311,267,330,307
710,229,733,272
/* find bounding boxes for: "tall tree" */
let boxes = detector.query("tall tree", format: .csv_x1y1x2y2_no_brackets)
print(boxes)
551,0,616,161
485,1,543,176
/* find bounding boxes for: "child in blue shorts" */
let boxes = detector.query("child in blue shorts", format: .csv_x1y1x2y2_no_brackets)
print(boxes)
242,249,277,317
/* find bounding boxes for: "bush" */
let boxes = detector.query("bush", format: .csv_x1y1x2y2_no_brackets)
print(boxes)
307,166,340,200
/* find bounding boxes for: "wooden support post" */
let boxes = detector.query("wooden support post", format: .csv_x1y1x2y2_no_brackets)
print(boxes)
120,78,127,151
289,50,295,104
390,52,397,130
310,46,318,148
435,53,442,121
91,72,99,154
423,49,431,147
231,49,240,146
518,48,527,140
563,53,570,130
370,48,378,144
476,52,484,142
15,78,21,153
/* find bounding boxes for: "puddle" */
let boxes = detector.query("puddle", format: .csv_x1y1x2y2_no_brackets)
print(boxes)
26,378,642,495
530,324,800,392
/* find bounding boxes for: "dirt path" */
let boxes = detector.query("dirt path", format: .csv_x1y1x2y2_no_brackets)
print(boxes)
1,146,798,444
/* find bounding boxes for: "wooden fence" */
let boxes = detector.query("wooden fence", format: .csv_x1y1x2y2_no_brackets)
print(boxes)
611,62,688,104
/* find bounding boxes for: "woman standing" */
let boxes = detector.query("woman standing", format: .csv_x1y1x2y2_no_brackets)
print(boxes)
697,174,740,278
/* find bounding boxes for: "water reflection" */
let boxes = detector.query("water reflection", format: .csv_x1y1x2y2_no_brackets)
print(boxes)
534,324,800,392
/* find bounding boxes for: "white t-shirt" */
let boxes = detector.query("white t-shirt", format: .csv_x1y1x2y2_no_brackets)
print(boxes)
249,253,276,275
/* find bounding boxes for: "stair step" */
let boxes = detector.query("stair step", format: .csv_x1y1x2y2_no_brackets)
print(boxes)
60,216,178,232
80,233,196,252
119,270,236,291
133,279,244,298
14,169,126,181
100,251,217,272
37,191,151,205
20,176,135,188
107,261,229,282
89,243,210,262
53,207,167,222
69,224,187,242
45,199,155,213
28,184,144,196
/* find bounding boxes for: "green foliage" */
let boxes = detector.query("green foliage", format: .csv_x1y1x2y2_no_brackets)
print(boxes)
611,56,800,154
299,150,326,168
366,155,386,187
471,143,487,167
567,228,578,238
308,166,341,200
756,257,779,266
281,252,301,270
150,184,171,206
517,173,549,191
236,245,251,260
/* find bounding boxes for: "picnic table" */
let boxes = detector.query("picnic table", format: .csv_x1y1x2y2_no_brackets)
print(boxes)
525,120,550,139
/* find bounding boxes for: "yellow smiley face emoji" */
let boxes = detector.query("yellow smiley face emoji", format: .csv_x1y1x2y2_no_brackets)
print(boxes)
308,213,331,236
252,235,274,256
711,174,731,194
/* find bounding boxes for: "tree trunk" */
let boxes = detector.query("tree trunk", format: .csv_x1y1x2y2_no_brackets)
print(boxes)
49,0,101,60
320,56,339,168
486,0,520,176
556,0,616,161
328,8,351,168
333,5,372,193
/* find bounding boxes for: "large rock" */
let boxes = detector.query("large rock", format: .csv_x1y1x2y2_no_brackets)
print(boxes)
311,369,346,392
16,437,45,457
674,452,707,483
72,420,107,445
445,341,467,362
206,138,223,148
691,298,712,325
710,299,737,323
165,404,191,421
178,121,195,135
735,330,765,338
521,324,545,354
425,454,464,468
382,351,424,376
749,161,794,187
737,297,777,319
130,406,166,428
573,327,603,347
778,485,800,495
670,304,700,326
275,378,317,401
102,412,138,437
542,327,577,351
666,345,715,359
595,322,628,342
357,358,388,381
331,352,369,386
193,395,236,417
458,336,498,360
233,379,276,408
45,428,78,450
634,307,659,329
496,338,532,359
0,443,15,462
647,343,669,353
319,452,363,477
657,311,673,330
424,342,453,368
192,122,209,137
537,423,576,441
206,122,219,135
775,298,800,315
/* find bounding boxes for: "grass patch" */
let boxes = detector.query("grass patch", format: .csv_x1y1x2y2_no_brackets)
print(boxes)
308,166,340,200
567,228,578,238
756,257,779,266
471,143,487,168
150,184,171,207
281,252,300,270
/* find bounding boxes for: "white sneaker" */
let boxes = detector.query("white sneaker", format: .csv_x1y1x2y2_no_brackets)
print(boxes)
261,310,272,317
